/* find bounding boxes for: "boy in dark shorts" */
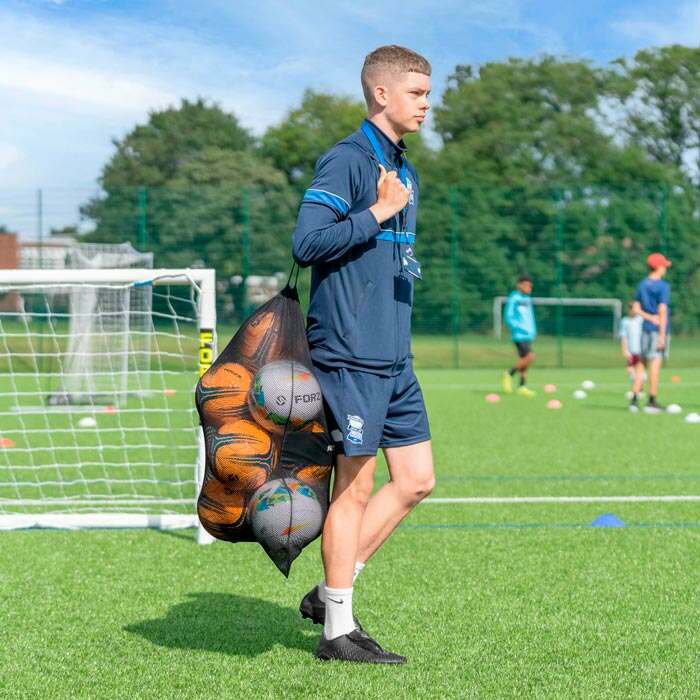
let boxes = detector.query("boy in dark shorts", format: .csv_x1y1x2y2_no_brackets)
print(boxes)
502,275,536,398
292,45,433,664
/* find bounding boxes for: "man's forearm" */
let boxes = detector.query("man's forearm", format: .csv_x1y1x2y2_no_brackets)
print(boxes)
658,304,667,338
292,208,380,266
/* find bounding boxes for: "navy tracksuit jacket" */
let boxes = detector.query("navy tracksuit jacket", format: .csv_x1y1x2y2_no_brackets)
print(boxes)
292,119,420,377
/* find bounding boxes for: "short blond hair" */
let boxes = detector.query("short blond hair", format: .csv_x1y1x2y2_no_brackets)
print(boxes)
361,45,431,106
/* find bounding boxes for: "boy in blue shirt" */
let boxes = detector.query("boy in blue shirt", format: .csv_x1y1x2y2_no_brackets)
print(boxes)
630,252,671,413
502,275,537,397
293,45,433,664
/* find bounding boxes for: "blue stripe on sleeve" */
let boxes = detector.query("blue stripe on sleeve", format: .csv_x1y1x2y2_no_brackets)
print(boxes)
376,230,416,244
302,188,350,216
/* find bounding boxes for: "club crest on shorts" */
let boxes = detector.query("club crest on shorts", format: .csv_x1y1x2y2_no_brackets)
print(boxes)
346,414,364,445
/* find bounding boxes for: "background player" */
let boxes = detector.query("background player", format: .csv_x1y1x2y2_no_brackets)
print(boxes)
292,45,434,664
619,300,644,386
502,275,537,397
630,253,671,414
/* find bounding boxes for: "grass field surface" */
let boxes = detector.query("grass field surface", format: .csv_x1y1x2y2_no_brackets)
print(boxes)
2,363,699,697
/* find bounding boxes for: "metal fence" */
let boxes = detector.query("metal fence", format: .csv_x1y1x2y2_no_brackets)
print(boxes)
2,183,698,368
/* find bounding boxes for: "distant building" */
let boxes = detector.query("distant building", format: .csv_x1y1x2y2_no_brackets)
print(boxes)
245,274,283,307
0,232,19,269
0,236,153,270
20,236,78,269
0,232,21,312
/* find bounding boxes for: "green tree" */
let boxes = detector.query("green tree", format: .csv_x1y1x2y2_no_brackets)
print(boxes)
415,56,682,334
611,45,700,180
82,98,257,248
49,225,79,237
151,147,297,277
81,99,297,321
431,56,654,186
261,90,367,189
261,89,433,191
97,98,253,189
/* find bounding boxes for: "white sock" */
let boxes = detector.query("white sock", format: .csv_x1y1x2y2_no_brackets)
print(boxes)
353,561,365,583
323,586,354,640
319,561,364,602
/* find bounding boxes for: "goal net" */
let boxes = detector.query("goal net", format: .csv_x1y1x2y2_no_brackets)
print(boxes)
57,242,154,406
0,269,216,538
493,296,622,339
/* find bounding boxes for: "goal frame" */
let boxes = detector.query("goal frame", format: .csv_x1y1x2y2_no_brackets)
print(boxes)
493,296,622,339
0,268,216,544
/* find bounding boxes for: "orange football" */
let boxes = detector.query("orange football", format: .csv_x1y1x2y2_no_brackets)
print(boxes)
238,311,276,360
295,464,332,485
198,363,252,425
197,478,245,527
212,419,275,489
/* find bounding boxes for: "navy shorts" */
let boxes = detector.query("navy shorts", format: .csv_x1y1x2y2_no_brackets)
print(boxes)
514,341,533,358
312,360,431,457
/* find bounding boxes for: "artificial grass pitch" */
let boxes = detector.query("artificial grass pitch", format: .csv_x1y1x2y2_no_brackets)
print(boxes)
2,368,700,697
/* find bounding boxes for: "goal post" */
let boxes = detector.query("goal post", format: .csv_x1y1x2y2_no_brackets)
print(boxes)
0,268,216,543
493,296,622,339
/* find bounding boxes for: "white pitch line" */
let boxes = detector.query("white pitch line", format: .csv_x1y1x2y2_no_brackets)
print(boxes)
424,495,700,504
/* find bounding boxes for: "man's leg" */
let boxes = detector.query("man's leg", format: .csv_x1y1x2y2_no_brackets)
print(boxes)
322,454,376,589
505,344,533,393
314,451,406,663
518,352,534,385
355,440,435,565
515,351,536,397
648,357,662,399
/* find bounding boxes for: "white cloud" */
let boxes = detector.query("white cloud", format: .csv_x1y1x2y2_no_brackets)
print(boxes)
0,144,22,171
612,1,700,47
0,0,570,237
0,52,176,113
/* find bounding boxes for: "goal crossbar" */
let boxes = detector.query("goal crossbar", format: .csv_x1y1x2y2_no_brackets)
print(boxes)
493,296,622,339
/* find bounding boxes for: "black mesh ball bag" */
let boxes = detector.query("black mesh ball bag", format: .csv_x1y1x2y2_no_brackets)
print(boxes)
195,274,333,576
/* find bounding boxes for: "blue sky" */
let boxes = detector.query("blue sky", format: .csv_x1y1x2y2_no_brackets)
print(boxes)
1,0,699,237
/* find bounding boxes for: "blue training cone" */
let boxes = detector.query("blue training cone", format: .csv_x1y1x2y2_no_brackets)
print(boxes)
591,513,625,528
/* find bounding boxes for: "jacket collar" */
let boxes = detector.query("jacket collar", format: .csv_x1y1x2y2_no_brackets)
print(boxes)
362,119,407,162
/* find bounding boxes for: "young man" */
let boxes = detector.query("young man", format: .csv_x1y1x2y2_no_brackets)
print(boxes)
502,275,537,397
630,252,671,414
292,46,434,664
619,300,643,385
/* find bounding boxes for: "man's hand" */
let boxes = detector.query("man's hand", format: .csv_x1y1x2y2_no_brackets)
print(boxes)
657,335,666,351
369,164,409,225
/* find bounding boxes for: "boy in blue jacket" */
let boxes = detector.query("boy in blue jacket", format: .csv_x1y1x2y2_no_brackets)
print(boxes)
502,275,537,397
292,45,433,664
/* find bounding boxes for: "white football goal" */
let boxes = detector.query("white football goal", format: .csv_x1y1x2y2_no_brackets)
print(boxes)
0,268,216,542
493,296,622,339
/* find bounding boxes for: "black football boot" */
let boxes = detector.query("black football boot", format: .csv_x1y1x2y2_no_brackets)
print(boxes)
315,630,406,664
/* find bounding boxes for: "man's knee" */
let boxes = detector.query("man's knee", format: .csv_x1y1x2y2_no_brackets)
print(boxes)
396,471,435,505
349,475,375,505
334,470,374,506
333,455,376,505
